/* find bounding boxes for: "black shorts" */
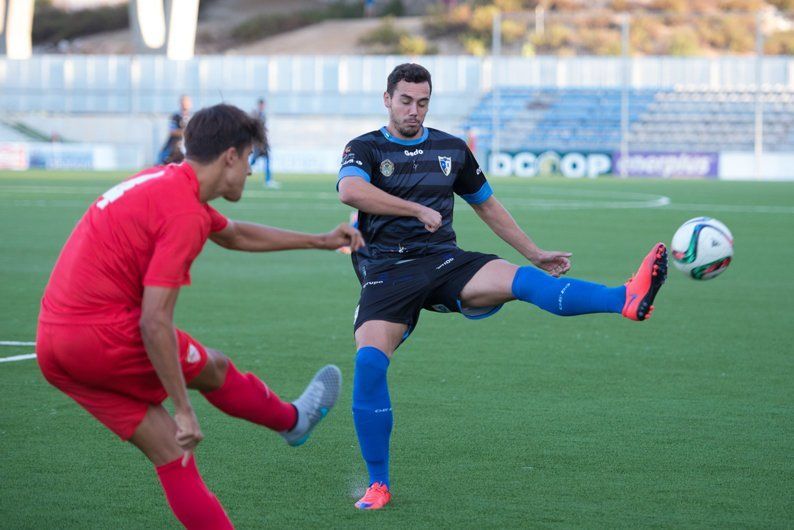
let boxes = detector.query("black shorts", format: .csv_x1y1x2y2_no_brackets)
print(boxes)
353,248,503,338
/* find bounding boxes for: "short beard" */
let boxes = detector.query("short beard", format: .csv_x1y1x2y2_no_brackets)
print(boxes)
397,123,421,138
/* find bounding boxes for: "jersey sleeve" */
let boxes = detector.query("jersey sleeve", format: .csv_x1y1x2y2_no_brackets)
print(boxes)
453,146,493,205
143,213,209,288
205,204,229,233
337,139,375,190
453,147,493,204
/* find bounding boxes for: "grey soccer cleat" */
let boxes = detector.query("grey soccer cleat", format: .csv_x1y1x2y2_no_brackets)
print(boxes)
280,365,342,447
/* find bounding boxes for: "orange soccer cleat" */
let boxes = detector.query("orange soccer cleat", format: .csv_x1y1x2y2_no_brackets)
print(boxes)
354,482,391,510
622,242,668,321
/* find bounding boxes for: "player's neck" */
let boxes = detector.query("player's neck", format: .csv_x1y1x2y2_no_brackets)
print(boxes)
187,160,222,202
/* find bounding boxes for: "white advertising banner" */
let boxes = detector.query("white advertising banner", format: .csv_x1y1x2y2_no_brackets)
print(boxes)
719,152,794,181
0,143,29,170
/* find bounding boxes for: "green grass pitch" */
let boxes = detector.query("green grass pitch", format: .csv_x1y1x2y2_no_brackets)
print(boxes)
0,171,792,528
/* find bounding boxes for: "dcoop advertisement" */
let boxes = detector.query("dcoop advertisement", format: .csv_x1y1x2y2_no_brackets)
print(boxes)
488,151,719,178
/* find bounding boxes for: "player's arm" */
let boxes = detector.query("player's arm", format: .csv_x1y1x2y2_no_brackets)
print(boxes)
210,219,364,252
168,115,184,138
338,177,441,232
140,285,202,458
470,195,572,277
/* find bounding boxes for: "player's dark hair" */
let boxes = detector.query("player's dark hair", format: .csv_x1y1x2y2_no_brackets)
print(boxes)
184,104,265,164
386,63,432,96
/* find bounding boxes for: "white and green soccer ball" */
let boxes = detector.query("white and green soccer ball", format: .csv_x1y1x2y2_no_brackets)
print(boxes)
671,217,733,280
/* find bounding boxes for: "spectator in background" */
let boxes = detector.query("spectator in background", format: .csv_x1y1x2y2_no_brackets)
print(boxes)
250,97,279,189
158,95,192,164
364,0,376,17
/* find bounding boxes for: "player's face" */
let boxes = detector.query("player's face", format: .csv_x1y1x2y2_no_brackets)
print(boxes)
384,80,430,139
222,145,253,202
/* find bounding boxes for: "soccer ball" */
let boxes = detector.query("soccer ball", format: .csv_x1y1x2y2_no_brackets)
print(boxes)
670,217,733,280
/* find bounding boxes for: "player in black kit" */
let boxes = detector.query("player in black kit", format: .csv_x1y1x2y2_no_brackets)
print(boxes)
338,63,667,510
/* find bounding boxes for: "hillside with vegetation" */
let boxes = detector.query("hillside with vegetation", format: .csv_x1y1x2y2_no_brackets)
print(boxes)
31,0,794,56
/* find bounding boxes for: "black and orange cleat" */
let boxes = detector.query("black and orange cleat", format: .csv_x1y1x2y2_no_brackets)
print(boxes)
622,242,668,321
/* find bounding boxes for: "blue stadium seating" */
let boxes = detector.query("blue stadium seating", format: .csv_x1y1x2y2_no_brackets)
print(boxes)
464,87,794,153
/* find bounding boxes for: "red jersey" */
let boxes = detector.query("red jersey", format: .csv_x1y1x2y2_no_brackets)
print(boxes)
39,162,228,325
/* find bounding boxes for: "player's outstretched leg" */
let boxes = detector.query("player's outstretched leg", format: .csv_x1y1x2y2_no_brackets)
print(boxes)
510,243,667,321
201,359,298,432
280,365,342,446
621,242,668,321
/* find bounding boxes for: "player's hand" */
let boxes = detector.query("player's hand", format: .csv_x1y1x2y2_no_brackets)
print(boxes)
174,407,204,466
531,250,572,277
416,205,442,233
321,223,365,251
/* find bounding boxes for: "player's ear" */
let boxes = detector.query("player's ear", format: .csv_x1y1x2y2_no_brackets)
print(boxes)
223,146,237,166
383,91,391,109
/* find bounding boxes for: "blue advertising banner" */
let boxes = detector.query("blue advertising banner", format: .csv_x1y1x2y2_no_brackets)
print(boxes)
613,152,719,178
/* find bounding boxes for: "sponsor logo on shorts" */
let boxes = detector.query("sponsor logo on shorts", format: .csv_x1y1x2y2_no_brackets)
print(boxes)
363,280,384,288
380,159,394,177
186,344,201,364
354,305,359,323
435,257,454,270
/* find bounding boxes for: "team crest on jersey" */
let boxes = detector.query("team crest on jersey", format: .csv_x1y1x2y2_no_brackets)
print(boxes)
380,159,394,177
438,156,452,176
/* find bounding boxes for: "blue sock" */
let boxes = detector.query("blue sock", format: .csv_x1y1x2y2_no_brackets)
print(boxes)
352,346,392,487
511,266,625,316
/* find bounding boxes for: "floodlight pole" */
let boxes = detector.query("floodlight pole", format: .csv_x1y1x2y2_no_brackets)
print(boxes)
754,11,764,181
491,10,502,164
619,13,630,178
0,0,34,59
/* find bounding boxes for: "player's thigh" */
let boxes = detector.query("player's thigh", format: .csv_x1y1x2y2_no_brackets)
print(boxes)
354,320,408,357
128,404,183,466
459,259,519,308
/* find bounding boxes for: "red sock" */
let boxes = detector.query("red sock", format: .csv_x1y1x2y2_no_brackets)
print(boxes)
156,454,233,530
202,360,297,432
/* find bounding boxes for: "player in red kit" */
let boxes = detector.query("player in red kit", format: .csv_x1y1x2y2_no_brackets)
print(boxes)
36,104,364,529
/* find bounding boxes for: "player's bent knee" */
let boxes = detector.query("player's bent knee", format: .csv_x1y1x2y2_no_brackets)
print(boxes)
189,349,229,391
129,405,183,466
206,349,229,382
354,322,405,356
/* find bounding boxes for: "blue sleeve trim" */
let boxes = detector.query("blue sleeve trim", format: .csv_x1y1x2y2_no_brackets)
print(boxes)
460,181,493,205
336,166,371,190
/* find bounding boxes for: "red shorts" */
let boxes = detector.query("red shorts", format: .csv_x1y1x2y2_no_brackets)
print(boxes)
36,319,209,440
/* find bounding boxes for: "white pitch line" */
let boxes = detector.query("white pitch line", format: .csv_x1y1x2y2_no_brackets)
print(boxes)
0,353,37,363
662,202,794,214
0,341,35,346
5,184,794,214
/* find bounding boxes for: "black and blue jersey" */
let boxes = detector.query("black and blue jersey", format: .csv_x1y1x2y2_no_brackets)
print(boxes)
337,126,492,264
